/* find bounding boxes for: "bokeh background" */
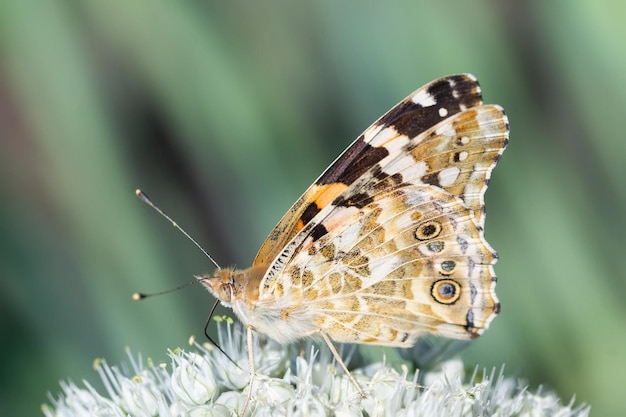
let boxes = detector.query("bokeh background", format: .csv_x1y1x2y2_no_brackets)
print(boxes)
1,1,624,415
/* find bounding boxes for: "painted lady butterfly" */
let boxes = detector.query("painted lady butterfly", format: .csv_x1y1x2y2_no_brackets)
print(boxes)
196,74,508,399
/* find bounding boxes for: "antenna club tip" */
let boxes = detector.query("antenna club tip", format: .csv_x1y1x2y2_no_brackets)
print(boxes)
132,292,144,301
135,189,142,196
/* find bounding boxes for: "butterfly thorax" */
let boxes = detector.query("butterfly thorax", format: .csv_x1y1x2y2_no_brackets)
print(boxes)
197,265,317,344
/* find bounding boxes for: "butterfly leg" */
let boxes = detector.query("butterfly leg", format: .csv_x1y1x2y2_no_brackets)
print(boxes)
319,330,366,399
240,324,256,417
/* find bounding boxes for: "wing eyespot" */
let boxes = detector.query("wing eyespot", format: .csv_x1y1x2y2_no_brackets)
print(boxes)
431,279,461,304
440,260,456,273
426,241,445,252
414,221,443,240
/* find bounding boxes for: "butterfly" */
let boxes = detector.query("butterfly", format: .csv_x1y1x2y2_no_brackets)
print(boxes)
196,74,508,400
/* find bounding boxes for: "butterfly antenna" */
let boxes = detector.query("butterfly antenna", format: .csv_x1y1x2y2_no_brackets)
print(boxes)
135,189,237,364
136,189,220,270
132,280,197,301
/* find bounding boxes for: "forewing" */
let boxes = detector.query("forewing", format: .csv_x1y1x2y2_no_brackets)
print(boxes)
342,105,508,228
253,74,484,266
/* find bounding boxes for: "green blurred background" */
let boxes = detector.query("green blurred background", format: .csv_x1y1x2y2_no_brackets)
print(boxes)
1,0,624,415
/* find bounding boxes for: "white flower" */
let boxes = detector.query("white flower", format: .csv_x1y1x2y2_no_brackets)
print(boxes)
43,319,590,417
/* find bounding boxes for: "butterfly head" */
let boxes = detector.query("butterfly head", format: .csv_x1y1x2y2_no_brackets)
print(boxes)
195,268,237,304
195,265,266,307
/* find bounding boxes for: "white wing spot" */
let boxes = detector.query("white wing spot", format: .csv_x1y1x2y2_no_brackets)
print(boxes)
369,255,403,279
438,166,461,187
438,107,448,117
458,151,469,161
460,136,470,145
384,159,428,182
369,126,400,147
411,90,436,106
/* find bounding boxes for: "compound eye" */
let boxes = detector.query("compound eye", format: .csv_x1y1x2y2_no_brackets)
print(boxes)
219,283,233,303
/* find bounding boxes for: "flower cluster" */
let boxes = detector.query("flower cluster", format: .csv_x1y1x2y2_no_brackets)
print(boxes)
42,318,589,417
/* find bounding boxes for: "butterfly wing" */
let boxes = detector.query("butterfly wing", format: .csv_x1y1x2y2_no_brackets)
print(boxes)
337,104,508,229
256,100,508,344
295,185,498,344
253,74,486,267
